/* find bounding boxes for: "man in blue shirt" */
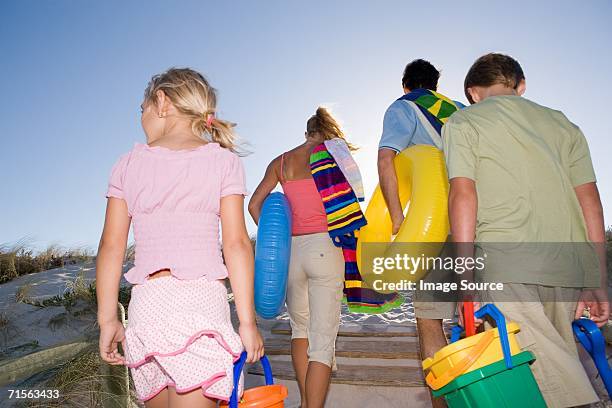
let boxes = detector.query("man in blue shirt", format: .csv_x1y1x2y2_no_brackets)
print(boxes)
377,59,464,408
379,60,464,233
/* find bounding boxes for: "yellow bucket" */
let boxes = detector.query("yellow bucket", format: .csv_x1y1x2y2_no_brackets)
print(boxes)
422,323,521,390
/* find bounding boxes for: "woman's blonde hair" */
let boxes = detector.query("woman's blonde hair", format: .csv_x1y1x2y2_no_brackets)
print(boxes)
306,107,357,151
143,67,239,152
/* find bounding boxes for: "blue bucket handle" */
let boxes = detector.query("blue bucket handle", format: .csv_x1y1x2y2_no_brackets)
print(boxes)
450,325,463,343
573,318,612,397
474,304,513,369
229,351,274,408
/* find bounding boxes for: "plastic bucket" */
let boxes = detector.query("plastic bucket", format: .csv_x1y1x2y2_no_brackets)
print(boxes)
220,352,288,408
423,322,521,389
423,304,521,390
433,351,546,408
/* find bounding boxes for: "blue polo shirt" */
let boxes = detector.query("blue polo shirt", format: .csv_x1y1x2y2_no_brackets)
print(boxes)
378,97,466,152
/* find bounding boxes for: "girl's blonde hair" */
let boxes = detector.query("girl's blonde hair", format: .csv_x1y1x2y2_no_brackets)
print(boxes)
306,107,357,151
143,67,239,152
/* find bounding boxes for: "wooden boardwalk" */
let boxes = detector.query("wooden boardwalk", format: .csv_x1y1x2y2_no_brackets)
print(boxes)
263,337,420,360
250,321,426,388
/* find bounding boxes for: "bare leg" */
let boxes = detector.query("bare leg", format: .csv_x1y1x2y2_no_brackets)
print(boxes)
417,318,448,408
167,386,217,408
305,361,332,408
145,387,168,408
291,338,310,407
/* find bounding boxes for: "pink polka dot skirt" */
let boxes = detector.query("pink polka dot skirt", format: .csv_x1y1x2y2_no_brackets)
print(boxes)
123,276,244,402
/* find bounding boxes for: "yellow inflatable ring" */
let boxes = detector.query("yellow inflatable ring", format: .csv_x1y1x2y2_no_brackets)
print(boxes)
357,145,449,288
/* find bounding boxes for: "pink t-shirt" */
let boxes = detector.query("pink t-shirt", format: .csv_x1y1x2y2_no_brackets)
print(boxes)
106,142,248,284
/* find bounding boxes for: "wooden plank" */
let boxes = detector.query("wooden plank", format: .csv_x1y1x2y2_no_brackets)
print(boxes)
263,337,419,360
0,341,94,387
269,322,418,338
249,360,424,387
269,322,456,339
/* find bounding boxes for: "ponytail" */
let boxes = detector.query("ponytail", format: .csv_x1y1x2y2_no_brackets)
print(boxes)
191,111,239,153
307,106,357,151
144,67,243,154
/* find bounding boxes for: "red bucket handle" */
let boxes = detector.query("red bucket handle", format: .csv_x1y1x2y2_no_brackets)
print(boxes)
463,301,475,337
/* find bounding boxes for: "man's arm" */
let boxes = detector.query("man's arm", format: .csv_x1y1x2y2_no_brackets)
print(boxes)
574,182,609,326
377,101,416,234
378,149,404,234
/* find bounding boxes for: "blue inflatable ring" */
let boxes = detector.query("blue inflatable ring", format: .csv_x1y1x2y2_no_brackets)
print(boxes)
254,192,292,319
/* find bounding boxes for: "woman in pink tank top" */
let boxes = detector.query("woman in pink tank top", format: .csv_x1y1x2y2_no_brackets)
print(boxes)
249,107,357,408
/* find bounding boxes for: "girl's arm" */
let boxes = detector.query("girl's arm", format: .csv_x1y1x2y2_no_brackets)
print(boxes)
96,197,131,364
247,158,280,224
221,194,264,363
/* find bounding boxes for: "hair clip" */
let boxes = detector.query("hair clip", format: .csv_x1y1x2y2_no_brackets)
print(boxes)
206,112,215,128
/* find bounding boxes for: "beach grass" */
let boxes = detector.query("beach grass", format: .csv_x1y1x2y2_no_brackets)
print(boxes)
0,239,94,284
16,346,137,408
13,269,132,317
64,269,96,304
15,282,33,304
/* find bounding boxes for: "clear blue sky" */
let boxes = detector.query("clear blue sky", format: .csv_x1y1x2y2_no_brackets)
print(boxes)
1,1,610,251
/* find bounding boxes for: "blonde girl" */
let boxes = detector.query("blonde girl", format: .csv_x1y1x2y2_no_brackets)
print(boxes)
96,68,263,408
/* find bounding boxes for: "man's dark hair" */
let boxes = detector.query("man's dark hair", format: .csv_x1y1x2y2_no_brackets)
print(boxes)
402,59,440,91
464,53,525,104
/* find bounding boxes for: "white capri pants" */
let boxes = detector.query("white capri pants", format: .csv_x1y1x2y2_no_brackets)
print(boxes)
285,232,345,367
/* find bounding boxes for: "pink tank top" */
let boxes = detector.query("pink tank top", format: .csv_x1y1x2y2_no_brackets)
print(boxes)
280,153,328,236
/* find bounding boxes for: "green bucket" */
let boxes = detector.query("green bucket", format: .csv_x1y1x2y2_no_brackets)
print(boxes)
432,351,546,408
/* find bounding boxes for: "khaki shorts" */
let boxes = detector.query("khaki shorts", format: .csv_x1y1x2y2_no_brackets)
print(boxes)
413,299,456,320
412,262,456,320
481,283,599,408
286,232,345,367
414,240,456,320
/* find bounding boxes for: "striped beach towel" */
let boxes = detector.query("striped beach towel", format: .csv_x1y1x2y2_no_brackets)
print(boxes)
310,143,403,314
